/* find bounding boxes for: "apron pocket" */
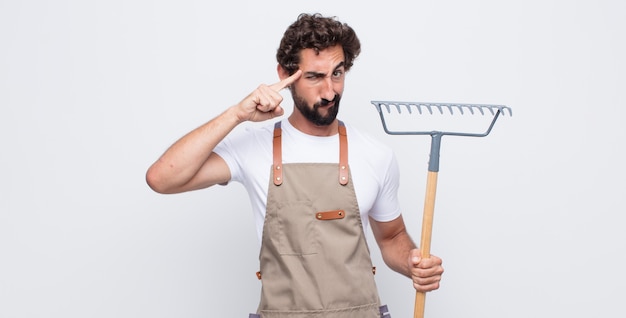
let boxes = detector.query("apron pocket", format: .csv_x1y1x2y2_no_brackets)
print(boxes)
274,200,319,255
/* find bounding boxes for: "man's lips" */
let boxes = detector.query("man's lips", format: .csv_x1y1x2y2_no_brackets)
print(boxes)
318,99,335,108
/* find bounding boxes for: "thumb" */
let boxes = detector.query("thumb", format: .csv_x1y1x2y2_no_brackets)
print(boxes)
272,105,284,117
409,248,421,267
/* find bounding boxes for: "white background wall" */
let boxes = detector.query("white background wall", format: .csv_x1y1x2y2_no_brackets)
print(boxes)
2,0,625,317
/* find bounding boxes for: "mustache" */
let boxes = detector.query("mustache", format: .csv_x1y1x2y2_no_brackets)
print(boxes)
318,94,340,107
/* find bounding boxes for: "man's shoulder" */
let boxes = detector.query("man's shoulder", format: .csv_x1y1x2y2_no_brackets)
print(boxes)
345,123,392,152
217,121,274,155
223,121,275,144
242,121,276,135
344,122,396,167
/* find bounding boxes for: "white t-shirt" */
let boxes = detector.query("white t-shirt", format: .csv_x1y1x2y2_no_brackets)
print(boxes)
214,119,402,243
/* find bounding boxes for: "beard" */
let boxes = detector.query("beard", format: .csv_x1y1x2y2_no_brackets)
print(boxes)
291,88,341,126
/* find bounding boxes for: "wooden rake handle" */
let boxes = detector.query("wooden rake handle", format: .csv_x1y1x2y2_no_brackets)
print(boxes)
414,170,438,318
414,133,442,318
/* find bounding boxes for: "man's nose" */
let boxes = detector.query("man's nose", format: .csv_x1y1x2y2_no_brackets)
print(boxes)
320,77,336,101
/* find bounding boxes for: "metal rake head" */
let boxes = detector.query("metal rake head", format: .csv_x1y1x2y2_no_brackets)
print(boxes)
371,101,512,137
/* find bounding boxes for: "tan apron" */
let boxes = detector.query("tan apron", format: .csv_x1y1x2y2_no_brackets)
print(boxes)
249,121,391,318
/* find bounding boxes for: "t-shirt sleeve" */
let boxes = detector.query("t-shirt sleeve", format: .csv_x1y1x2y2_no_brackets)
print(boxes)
213,130,245,184
213,124,272,185
369,151,403,222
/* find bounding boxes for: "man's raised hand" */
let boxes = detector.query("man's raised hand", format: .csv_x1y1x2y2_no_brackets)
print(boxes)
236,70,302,122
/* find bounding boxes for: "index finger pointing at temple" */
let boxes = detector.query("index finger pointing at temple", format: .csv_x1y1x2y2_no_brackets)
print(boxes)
271,70,302,91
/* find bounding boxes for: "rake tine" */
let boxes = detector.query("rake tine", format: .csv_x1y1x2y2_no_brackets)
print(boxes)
503,106,513,116
416,104,423,115
405,104,413,114
394,103,403,113
455,105,464,115
444,104,452,115
499,106,506,116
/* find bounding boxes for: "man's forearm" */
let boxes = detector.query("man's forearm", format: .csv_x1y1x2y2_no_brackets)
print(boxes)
146,106,241,193
370,216,418,278
381,230,417,278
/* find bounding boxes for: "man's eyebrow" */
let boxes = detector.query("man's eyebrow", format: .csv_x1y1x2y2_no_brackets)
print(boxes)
334,61,346,70
304,71,326,77
304,61,346,77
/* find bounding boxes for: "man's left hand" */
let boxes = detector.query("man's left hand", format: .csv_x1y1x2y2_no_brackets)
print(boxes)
409,249,444,292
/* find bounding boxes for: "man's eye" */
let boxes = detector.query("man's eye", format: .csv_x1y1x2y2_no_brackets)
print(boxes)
306,74,324,82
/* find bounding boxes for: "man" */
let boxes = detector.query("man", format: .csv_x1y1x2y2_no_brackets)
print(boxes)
146,13,443,318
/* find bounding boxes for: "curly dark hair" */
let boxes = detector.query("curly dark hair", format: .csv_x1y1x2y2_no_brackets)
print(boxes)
276,13,361,75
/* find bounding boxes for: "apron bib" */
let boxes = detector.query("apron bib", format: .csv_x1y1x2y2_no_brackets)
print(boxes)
249,121,391,318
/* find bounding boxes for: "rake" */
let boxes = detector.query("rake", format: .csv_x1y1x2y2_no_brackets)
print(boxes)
371,101,512,318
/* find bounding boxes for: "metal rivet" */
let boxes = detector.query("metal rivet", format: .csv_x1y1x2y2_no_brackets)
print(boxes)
276,177,281,181
317,214,322,219
341,176,346,180
341,165,346,170
276,166,281,170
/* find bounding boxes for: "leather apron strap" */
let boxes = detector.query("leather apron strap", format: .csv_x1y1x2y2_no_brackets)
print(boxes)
273,121,349,186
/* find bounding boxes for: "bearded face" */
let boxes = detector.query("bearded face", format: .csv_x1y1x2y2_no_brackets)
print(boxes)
291,86,341,126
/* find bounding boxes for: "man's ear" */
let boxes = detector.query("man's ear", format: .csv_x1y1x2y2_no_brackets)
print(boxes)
277,64,290,80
